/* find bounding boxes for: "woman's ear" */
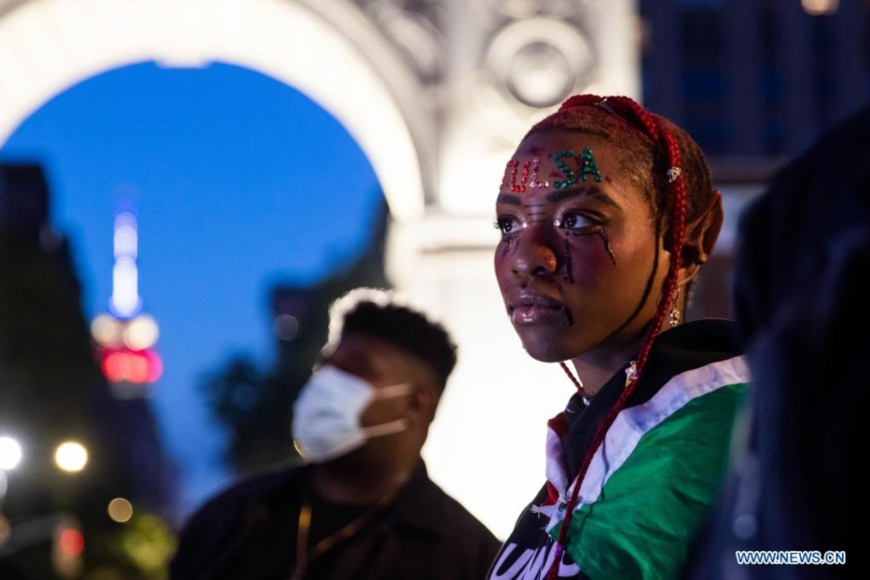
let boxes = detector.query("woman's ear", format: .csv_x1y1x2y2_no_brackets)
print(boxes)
678,189,724,285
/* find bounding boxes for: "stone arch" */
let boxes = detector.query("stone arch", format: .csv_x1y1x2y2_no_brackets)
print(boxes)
0,0,434,223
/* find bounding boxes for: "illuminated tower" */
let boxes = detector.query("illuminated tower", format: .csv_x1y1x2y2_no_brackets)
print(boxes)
90,204,162,398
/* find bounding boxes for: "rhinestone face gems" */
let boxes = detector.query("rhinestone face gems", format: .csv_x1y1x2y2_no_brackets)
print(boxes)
552,150,578,189
578,147,602,183
550,148,603,190
502,158,545,192
502,147,604,194
528,156,549,189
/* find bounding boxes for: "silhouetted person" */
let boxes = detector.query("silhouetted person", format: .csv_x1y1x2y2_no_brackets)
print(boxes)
682,102,868,579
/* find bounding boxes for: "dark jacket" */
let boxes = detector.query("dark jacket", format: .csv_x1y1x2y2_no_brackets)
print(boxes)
682,102,869,579
488,320,747,579
169,460,501,580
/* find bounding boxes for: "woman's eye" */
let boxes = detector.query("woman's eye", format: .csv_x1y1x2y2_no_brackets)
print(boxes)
556,212,593,230
495,216,521,235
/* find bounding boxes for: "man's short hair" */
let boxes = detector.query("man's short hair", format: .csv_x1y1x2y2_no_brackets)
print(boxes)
325,287,458,389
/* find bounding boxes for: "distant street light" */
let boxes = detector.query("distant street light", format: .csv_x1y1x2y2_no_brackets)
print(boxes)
0,436,22,471
54,442,88,473
107,498,133,523
0,435,20,549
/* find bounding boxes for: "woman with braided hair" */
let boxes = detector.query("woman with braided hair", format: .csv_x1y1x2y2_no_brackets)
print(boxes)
486,94,749,580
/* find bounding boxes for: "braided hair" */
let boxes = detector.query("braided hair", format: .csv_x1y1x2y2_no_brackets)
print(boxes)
527,94,715,579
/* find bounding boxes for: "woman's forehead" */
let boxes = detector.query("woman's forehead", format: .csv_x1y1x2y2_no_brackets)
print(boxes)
499,131,632,198
515,129,607,154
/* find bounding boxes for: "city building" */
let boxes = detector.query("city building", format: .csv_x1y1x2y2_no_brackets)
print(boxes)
0,161,177,576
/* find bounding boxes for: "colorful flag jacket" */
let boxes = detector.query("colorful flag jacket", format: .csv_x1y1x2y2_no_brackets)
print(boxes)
487,319,749,580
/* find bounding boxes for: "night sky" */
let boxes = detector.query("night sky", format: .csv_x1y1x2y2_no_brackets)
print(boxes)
1,60,385,517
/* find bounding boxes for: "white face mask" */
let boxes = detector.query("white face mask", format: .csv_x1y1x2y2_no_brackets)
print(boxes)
291,364,412,463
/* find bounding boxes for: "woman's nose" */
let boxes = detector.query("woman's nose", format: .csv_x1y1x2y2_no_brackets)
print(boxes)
511,227,559,278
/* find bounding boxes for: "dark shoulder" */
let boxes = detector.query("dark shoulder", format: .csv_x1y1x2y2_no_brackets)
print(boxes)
428,480,490,525
410,469,501,544
180,462,305,530
169,462,306,578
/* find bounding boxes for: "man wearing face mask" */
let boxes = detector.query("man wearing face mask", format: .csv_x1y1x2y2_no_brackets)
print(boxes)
169,287,502,580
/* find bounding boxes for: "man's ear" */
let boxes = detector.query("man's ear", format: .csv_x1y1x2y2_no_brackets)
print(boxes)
409,382,441,424
678,189,724,285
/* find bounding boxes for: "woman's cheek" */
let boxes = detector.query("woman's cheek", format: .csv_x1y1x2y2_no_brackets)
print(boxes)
564,233,617,276
494,243,507,267
494,236,520,267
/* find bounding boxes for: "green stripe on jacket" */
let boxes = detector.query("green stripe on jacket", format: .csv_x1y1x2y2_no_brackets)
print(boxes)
556,382,747,579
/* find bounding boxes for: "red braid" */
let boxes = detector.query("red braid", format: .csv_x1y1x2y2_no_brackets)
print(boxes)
545,95,688,579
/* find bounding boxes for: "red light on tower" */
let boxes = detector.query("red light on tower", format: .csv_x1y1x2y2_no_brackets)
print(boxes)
100,346,163,384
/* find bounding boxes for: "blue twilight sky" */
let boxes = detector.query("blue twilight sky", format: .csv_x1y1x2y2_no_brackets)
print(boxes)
0,61,384,518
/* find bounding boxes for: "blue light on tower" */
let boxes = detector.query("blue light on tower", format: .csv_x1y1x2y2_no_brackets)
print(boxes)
90,203,162,397
108,210,143,319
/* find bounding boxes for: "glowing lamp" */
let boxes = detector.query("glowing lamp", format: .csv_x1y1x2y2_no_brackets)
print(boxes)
123,314,159,350
90,314,122,346
0,436,22,470
58,528,84,555
107,498,134,523
54,441,88,472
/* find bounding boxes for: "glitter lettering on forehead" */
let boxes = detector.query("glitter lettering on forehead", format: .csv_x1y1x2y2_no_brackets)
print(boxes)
502,147,602,193
553,148,602,189
501,158,550,192
578,148,602,183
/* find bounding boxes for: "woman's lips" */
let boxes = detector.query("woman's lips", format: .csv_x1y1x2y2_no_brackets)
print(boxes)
508,291,566,325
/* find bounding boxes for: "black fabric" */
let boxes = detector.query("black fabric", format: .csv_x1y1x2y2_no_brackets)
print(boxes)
731,103,870,346
487,319,742,580
169,461,502,580
683,102,869,580
307,489,371,549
